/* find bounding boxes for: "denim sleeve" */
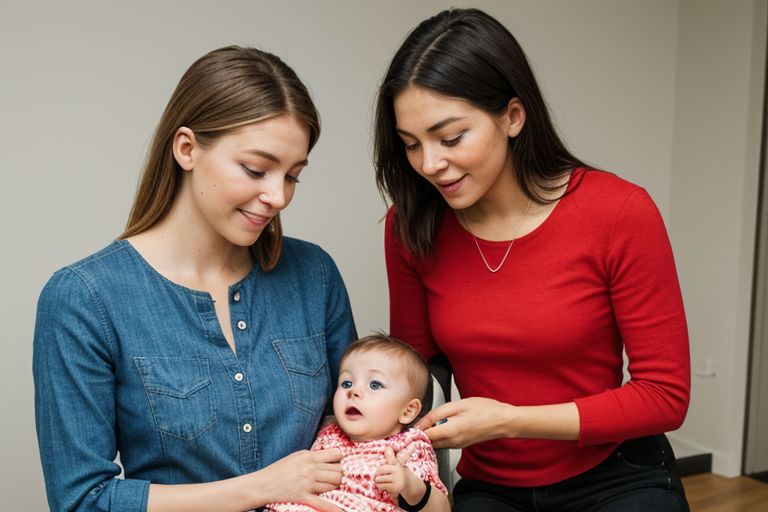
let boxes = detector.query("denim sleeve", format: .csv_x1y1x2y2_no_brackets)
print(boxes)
317,248,356,397
33,269,150,512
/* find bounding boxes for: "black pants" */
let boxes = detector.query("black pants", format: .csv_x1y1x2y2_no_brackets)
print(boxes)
452,434,689,512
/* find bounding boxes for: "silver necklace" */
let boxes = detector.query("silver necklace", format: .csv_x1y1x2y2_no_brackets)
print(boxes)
461,200,532,273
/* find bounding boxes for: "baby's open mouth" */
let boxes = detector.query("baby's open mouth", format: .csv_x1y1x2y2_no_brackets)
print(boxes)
345,406,362,417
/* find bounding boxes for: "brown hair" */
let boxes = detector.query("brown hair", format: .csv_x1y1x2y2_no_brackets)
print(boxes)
120,46,320,271
340,333,430,401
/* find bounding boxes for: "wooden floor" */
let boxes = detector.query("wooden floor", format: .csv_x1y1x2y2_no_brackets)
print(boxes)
682,473,768,511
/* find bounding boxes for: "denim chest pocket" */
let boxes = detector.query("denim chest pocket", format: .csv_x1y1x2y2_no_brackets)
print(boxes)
272,334,329,414
133,356,216,440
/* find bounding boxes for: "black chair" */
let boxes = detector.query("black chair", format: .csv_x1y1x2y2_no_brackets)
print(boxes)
422,353,455,491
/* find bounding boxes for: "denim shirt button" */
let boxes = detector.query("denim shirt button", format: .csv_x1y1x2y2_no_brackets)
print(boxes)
233,291,241,302
236,320,247,330
242,423,253,433
234,372,244,382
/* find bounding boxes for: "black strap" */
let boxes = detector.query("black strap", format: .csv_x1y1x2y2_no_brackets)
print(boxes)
398,480,431,511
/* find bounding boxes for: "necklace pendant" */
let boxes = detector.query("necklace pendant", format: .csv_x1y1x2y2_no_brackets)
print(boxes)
473,237,512,273
465,200,532,274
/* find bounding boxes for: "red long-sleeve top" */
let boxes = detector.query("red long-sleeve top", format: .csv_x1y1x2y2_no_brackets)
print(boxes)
385,168,690,487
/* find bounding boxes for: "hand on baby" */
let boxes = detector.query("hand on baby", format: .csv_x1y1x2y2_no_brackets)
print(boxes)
416,396,511,448
375,446,424,504
262,448,343,511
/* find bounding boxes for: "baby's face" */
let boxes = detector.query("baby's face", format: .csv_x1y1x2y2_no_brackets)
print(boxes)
333,350,419,442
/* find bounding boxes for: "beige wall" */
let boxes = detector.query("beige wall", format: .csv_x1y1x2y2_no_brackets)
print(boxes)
668,0,767,476
0,0,763,508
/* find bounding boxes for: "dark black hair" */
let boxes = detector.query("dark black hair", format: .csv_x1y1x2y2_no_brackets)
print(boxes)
374,8,584,257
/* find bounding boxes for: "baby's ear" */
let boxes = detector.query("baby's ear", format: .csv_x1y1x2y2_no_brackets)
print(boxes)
399,398,422,425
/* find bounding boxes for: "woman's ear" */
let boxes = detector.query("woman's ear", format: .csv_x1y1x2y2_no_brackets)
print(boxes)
172,127,197,171
399,398,423,425
506,97,526,138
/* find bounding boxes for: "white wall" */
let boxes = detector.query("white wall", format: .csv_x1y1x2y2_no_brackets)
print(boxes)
667,0,768,476
0,0,763,508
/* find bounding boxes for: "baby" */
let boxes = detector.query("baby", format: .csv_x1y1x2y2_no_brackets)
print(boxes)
266,334,449,512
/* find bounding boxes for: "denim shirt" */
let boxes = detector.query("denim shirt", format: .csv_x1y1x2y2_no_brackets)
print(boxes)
33,238,357,512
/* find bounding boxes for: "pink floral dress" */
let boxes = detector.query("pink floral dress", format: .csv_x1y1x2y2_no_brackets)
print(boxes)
266,423,447,512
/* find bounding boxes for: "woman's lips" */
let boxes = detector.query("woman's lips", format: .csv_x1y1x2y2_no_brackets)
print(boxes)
437,175,466,195
239,209,271,229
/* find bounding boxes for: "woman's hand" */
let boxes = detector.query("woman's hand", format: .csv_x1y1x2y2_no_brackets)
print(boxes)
147,448,345,512
415,397,514,448
416,398,580,448
259,448,344,511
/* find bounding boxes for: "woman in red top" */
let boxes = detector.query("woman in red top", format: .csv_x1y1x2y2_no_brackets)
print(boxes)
374,8,690,512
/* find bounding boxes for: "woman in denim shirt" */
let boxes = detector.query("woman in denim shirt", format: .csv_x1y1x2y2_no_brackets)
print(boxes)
33,46,356,512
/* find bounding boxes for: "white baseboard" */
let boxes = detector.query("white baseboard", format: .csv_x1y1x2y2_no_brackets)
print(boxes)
711,451,741,477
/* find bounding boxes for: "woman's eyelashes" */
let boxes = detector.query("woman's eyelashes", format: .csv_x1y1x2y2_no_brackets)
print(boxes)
403,132,465,151
240,164,301,184
442,133,464,147
241,163,265,178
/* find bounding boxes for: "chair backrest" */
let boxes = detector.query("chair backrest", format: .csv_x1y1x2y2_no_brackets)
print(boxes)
426,362,456,492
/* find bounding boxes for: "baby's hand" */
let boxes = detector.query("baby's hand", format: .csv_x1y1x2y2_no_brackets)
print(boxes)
375,447,424,504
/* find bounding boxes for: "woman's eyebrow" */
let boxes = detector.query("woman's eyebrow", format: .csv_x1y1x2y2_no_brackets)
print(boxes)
244,148,309,167
396,116,466,137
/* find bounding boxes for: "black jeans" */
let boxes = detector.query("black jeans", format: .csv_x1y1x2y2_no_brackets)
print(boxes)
452,434,689,512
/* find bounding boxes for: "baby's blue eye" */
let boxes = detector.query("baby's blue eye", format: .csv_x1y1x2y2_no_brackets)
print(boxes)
369,380,383,390
340,380,352,389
